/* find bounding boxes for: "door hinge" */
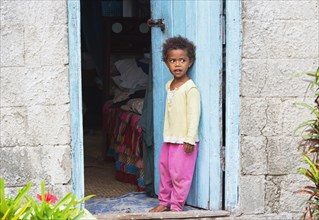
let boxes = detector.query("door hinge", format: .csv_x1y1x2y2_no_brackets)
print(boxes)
221,145,225,172
221,14,226,45
147,18,165,31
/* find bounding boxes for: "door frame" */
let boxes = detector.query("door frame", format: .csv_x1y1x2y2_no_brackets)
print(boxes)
68,0,241,211
68,0,84,202
224,0,241,210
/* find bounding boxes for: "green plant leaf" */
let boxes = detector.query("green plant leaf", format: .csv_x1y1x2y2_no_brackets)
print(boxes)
302,154,319,186
27,196,41,220
69,209,85,220
11,200,32,220
298,167,316,183
0,179,94,220
290,70,317,79
20,208,32,220
52,192,73,213
76,195,95,204
294,103,319,118
293,120,317,135
302,133,319,140
0,178,9,215
1,207,12,220
59,195,76,217
298,167,308,175
0,179,32,220
41,180,45,205
12,182,32,209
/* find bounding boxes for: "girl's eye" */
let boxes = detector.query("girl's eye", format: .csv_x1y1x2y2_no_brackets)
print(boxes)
169,59,175,63
180,59,185,63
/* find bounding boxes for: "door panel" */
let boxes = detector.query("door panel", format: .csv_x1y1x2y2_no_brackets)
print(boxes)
151,0,223,210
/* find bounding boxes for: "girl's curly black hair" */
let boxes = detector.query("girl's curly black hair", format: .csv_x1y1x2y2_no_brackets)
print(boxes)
162,36,196,63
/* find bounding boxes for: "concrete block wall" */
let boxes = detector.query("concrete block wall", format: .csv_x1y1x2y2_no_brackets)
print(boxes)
0,0,72,197
239,0,319,218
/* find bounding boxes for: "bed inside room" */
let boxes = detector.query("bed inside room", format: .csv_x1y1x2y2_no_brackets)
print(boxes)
80,0,153,198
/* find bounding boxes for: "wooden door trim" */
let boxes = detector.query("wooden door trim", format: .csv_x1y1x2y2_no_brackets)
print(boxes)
224,0,241,211
68,0,85,203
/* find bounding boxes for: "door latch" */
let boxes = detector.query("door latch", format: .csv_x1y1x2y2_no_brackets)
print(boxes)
147,19,165,31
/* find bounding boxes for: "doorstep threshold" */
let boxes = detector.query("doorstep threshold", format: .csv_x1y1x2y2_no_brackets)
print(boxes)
95,210,230,220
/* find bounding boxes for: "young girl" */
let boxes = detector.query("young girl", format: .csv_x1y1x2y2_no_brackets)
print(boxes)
149,36,201,212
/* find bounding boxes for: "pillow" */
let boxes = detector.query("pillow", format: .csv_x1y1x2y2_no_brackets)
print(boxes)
136,58,150,74
114,59,148,90
111,75,124,89
112,76,146,94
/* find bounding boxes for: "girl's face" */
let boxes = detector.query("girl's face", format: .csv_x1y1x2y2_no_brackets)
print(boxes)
165,49,193,80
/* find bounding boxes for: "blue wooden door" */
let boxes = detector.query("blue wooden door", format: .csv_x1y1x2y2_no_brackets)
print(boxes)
150,0,223,210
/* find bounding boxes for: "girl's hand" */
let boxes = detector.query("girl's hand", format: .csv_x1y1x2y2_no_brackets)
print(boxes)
184,143,195,153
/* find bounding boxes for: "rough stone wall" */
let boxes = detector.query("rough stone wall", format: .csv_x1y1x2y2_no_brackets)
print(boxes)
238,0,319,219
0,0,72,197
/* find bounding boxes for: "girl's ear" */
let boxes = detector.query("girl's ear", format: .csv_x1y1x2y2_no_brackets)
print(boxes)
188,59,194,68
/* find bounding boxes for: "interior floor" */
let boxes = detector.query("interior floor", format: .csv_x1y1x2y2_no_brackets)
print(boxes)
84,130,137,198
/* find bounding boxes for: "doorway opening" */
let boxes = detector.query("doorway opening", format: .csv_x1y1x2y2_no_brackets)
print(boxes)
80,0,152,199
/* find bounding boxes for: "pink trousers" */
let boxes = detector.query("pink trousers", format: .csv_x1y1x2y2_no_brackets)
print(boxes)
158,142,198,211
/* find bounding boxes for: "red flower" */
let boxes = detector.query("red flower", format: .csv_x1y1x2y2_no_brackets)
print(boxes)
37,192,58,204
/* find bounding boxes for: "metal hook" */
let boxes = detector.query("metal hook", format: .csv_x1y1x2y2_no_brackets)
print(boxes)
147,18,165,31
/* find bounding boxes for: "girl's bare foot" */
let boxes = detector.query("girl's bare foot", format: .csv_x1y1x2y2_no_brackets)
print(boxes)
149,205,170,212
